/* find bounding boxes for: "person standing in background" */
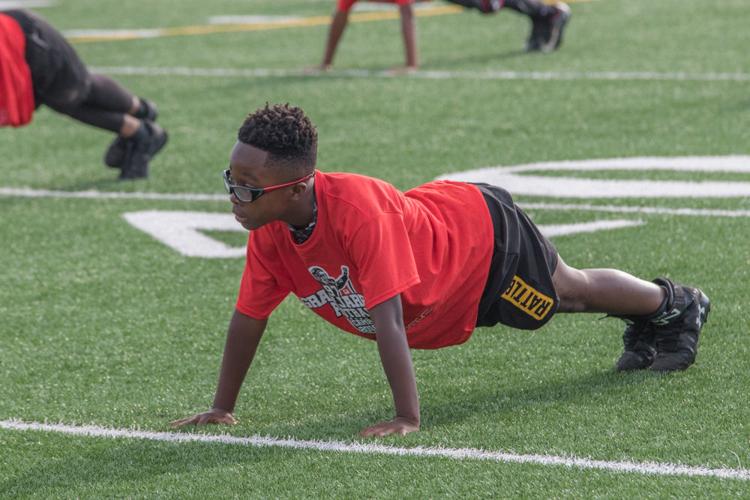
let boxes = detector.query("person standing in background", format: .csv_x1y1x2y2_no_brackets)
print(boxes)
319,0,427,72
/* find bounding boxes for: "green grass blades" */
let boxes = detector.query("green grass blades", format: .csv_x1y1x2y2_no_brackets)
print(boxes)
1,0,750,497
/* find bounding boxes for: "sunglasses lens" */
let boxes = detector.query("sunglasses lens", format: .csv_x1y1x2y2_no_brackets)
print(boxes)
235,187,257,203
223,170,264,203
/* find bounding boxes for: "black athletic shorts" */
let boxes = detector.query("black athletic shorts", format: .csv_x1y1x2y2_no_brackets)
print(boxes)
474,183,559,330
3,9,90,109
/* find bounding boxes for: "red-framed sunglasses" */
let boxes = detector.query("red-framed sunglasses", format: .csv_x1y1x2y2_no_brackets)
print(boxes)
223,169,315,203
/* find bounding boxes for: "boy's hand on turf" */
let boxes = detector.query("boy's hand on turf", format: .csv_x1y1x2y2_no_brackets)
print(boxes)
359,417,419,437
170,408,237,428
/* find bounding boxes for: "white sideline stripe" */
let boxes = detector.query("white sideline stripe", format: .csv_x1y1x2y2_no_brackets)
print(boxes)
1,420,748,481
351,2,448,11
0,187,226,202
63,29,163,39
91,66,750,83
2,187,750,218
0,0,55,7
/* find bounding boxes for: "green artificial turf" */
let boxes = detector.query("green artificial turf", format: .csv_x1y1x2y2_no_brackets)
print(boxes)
1,0,749,497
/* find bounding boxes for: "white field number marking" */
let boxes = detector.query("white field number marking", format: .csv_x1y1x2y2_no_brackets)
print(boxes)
123,211,246,258
122,156,750,257
437,156,750,198
122,210,642,258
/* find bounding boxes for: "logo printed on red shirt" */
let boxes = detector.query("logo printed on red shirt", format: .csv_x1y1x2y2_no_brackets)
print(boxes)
300,265,375,334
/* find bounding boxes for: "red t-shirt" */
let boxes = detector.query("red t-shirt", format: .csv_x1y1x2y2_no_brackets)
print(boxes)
0,13,34,127
337,0,415,12
236,171,494,349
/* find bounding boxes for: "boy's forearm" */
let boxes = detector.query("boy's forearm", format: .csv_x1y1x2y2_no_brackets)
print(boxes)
212,311,267,412
371,296,420,423
377,328,420,422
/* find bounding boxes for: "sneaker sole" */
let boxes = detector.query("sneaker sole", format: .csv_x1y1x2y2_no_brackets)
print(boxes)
615,351,653,372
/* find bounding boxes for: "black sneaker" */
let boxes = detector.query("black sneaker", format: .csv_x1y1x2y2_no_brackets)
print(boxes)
104,98,159,169
526,17,544,52
615,321,656,371
650,285,710,372
119,122,168,180
135,97,159,121
104,136,128,168
538,2,571,53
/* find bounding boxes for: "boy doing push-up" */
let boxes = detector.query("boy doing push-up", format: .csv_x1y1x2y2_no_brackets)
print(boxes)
172,104,710,437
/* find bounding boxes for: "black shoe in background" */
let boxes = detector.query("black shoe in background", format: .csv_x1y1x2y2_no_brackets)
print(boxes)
537,2,571,53
104,135,128,168
526,16,544,52
119,121,168,180
104,98,160,168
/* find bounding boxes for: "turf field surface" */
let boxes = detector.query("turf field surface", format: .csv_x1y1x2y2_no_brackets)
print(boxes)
1,0,749,497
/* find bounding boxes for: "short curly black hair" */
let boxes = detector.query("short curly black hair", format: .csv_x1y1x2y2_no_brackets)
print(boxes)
238,103,317,173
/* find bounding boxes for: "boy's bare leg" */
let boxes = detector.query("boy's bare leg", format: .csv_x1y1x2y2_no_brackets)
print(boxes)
551,257,664,315
551,256,710,373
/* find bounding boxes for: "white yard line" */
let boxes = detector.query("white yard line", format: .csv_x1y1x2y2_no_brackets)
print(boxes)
349,2,452,11
0,187,226,202
2,186,749,218
0,0,55,8
91,66,750,82
63,29,163,39
1,419,748,481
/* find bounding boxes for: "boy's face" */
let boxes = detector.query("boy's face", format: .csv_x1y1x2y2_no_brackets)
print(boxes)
228,141,305,230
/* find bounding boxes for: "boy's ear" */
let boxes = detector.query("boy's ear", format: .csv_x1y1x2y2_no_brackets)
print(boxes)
290,181,310,199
